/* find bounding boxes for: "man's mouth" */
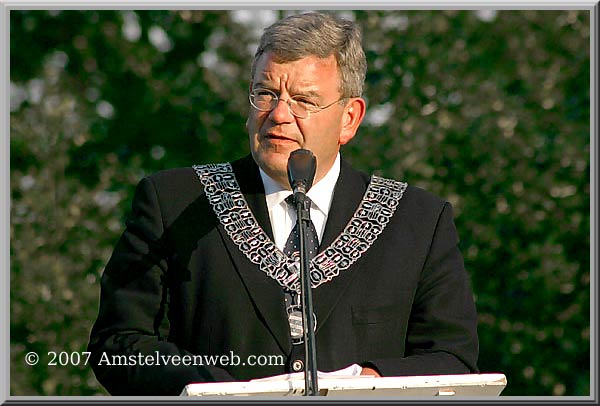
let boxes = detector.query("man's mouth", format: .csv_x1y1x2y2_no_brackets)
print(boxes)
265,133,296,142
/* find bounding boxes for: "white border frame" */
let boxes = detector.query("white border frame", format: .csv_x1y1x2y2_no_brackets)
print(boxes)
1,2,596,404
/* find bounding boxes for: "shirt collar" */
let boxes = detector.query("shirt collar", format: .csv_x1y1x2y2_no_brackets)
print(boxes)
260,153,341,216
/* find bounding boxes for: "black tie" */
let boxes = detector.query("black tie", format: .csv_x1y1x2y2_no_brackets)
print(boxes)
283,195,319,345
283,195,319,261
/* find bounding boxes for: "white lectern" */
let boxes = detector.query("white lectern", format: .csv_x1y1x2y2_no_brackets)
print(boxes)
180,373,507,397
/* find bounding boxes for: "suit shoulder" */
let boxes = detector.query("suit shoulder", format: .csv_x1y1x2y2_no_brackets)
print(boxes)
384,183,456,239
372,172,445,207
386,182,450,224
138,167,212,222
146,166,199,187
403,184,447,209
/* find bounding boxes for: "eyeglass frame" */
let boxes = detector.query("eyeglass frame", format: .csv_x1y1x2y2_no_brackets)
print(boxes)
248,87,348,119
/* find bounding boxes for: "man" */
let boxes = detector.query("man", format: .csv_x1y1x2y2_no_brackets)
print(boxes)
88,12,479,396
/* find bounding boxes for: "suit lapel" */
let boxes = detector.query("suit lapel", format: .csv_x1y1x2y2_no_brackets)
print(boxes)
313,158,370,333
210,155,370,349
216,155,291,354
319,157,368,252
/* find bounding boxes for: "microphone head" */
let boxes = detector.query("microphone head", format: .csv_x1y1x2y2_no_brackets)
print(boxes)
287,149,317,193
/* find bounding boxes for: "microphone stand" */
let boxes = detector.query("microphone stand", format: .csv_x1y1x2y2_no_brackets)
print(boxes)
293,193,319,396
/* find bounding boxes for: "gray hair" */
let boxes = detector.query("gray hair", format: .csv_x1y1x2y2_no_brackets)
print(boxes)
250,12,367,98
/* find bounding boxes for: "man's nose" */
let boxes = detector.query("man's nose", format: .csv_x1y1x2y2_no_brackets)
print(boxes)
269,99,294,123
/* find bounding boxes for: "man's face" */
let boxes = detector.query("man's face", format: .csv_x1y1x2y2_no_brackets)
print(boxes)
247,52,356,188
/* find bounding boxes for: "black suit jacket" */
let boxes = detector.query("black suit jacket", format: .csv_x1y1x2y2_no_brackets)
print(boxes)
88,154,479,395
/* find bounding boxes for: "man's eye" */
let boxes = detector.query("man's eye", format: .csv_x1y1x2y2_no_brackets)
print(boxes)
293,97,319,108
254,90,275,100
255,90,273,96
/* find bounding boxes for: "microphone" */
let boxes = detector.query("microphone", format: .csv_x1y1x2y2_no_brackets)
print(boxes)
287,149,317,203
286,148,319,396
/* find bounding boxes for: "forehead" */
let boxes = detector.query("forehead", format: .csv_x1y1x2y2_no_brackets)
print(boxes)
252,52,341,94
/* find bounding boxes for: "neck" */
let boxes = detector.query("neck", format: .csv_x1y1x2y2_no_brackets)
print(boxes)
262,154,339,191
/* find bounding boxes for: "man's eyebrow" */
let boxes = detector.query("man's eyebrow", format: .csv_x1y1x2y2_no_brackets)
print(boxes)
252,82,322,99
293,89,321,98
253,81,273,89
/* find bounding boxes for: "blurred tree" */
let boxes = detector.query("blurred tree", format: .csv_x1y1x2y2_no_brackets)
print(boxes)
10,59,141,395
10,10,257,396
349,10,590,396
10,9,590,396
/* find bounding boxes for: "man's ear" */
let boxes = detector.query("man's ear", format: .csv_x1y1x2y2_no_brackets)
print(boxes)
339,97,366,145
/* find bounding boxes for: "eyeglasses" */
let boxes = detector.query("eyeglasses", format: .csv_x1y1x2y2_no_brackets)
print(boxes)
249,88,346,119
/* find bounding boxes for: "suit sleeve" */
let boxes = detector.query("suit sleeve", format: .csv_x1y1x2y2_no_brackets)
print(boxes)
87,176,235,395
365,202,479,376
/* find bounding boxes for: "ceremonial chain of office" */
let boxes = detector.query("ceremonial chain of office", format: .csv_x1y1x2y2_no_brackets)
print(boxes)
193,163,407,292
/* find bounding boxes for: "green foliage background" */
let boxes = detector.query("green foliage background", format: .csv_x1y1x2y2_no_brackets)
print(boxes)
10,10,590,396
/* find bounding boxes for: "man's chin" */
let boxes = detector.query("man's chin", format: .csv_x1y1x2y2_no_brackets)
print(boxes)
255,155,290,185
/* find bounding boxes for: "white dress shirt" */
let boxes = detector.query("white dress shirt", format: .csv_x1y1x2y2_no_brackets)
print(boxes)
259,153,341,251
259,154,364,376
